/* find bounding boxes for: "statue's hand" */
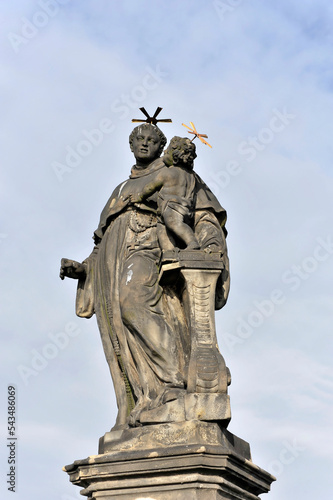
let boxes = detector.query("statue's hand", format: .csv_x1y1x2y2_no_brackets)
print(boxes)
128,193,143,204
60,258,86,280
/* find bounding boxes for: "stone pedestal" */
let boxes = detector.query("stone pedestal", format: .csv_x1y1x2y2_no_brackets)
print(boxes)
64,422,275,499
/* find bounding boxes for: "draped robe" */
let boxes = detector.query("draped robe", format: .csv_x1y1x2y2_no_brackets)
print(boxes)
75,158,230,428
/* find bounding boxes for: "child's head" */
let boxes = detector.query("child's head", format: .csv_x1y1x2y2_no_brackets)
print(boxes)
163,136,197,170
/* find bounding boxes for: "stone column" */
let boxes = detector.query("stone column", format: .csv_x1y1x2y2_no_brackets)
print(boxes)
181,268,228,394
159,250,231,423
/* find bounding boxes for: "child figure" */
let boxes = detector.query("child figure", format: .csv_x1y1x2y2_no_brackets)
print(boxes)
130,136,200,250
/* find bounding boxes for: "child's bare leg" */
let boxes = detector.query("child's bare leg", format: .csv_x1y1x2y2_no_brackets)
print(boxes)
157,222,176,251
163,207,200,249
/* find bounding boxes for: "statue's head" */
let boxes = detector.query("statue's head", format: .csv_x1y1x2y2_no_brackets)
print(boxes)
129,123,167,165
163,136,197,170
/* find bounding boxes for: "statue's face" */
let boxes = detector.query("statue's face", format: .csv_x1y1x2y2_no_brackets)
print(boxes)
181,145,196,166
131,128,161,164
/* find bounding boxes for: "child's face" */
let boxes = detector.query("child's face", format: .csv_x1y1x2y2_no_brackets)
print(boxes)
181,147,196,165
163,137,196,168
178,141,196,167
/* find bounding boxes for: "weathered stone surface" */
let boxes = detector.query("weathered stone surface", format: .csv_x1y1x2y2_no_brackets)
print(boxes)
98,421,249,456
137,392,230,425
184,393,231,422
139,397,186,424
181,267,229,395
60,125,231,429
61,120,275,498
65,424,275,500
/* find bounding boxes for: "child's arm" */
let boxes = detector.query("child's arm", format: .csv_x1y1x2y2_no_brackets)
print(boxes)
129,171,165,203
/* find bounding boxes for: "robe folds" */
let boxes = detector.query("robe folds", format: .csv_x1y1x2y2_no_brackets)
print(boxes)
75,159,230,428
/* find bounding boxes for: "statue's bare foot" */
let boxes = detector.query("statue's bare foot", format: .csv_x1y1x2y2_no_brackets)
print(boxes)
186,241,200,250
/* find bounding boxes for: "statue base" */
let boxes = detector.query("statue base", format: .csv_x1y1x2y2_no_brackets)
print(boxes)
139,392,231,426
64,422,275,499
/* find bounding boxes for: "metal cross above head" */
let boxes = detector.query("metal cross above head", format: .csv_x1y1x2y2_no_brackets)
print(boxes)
132,107,172,125
182,122,212,148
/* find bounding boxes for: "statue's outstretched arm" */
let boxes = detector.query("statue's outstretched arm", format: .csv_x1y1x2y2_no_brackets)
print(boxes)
60,258,87,280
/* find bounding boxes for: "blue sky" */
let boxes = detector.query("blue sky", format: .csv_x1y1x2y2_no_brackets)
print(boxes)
1,1,333,499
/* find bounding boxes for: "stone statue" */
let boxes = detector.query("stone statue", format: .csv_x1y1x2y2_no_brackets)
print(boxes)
60,123,231,430
62,119,276,499
128,136,200,250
